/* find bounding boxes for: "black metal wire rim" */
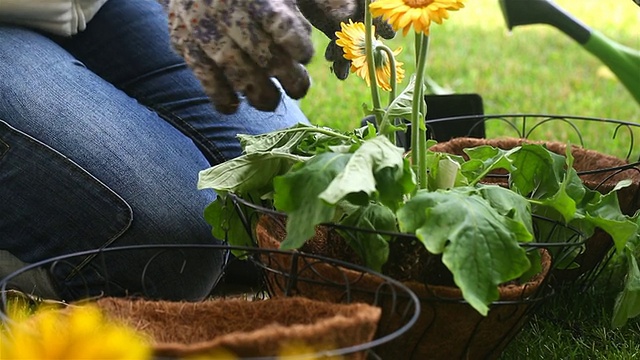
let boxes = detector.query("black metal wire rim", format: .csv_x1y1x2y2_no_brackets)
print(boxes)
0,243,421,360
254,257,556,307
422,113,640,166
229,193,588,249
229,192,575,309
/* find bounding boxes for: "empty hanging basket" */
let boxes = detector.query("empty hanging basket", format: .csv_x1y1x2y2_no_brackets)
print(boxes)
94,296,381,359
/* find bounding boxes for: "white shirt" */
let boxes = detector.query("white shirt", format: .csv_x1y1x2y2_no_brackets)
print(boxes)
0,0,109,36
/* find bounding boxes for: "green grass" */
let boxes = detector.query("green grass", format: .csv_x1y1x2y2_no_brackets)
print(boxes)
300,0,640,131
502,257,640,359
298,0,640,358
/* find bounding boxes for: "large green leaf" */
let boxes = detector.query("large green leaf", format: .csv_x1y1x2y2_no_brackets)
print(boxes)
583,188,639,252
509,143,566,197
273,152,352,249
319,136,408,208
477,185,534,234
375,157,416,211
338,203,397,272
197,152,304,194
237,123,356,155
397,187,532,315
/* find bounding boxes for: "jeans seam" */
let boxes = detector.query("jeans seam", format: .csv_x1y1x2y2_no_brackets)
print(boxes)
115,62,230,165
116,80,228,165
0,121,135,278
150,103,229,164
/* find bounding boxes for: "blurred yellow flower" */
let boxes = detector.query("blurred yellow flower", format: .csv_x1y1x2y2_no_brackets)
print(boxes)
278,341,343,360
369,0,466,36
1,305,151,360
336,20,405,91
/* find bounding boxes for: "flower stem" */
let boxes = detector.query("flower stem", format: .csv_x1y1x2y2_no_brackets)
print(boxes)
376,44,398,104
411,34,430,189
364,0,386,140
375,43,398,140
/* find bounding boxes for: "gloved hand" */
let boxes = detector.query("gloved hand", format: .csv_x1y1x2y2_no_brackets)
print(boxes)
166,0,315,114
297,0,396,80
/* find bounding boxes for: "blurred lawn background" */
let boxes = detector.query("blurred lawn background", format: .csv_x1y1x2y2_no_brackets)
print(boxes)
299,1,640,358
300,0,640,154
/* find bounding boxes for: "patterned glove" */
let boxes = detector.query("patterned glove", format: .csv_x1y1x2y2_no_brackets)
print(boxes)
297,0,396,80
166,0,315,114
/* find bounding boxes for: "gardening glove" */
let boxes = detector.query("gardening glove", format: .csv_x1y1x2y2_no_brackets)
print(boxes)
297,0,396,80
165,0,315,114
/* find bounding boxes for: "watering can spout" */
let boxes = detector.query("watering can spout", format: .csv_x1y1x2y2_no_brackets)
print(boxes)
499,0,591,44
499,0,640,105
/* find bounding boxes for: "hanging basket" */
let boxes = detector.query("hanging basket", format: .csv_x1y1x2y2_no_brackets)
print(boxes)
429,136,640,284
418,114,640,286
429,136,640,214
249,210,569,360
94,296,380,359
0,244,420,360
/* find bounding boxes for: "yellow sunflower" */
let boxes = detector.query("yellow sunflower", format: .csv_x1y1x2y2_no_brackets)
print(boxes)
1,305,151,360
369,0,466,36
335,20,405,92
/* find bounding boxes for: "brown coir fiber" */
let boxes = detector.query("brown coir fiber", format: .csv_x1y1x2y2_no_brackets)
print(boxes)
256,215,552,360
430,137,640,282
94,296,381,359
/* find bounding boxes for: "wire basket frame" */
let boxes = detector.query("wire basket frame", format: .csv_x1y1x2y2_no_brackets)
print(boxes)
0,244,420,360
424,114,640,160
228,193,587,279
424,114,640,184
227,193,586,359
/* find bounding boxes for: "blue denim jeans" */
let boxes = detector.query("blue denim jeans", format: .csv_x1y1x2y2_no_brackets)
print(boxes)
0,0,307,301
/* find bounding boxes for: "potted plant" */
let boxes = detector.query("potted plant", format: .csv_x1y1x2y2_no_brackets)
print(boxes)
429,133,640,285
196,0,640,357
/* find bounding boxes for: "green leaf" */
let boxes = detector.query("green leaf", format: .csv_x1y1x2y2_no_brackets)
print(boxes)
375,157,416,211
583,189,639,252
536,148,582,223
338,203,396,272
382,74,426,126
434,157,462,190
477,184,534,235
319,136,410,210
459,145,515,185
612,249,640,328
509,143,566,197
202,196,254,257
273,152,351,249
197,152,304,194
425,152,468,191
237,123,355,156
237,123,314,154
397,187,532,315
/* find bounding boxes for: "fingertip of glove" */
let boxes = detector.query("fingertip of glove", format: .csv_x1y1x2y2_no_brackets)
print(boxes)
299,51,314,66
284,73,311,100
324,42,343,62
215,102,241,115
374,19,396,39
246,82,282,112
332,60,350,80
